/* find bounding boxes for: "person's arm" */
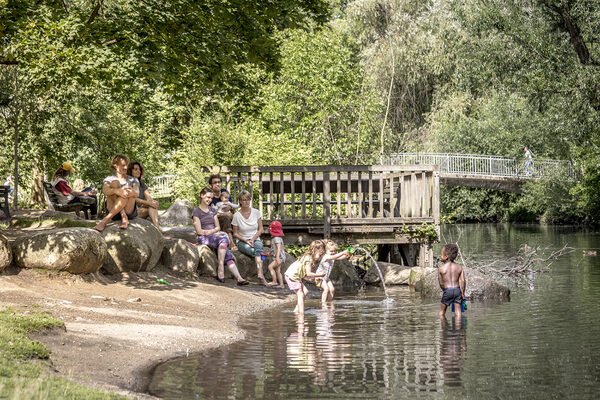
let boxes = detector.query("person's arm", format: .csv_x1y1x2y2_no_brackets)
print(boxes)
193,215,219,236
251,217,264,243
438,267,445,290
275,242,282,264
136,189,158,208
305,261,326,278
459,268,466,299
230,202,239,209
331,250,350,261
102,180,127,198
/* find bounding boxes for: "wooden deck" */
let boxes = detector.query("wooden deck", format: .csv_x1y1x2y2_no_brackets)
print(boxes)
201,165,440,266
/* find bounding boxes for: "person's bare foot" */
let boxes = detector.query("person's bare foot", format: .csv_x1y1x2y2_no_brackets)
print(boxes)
259,277,269,286
93,223,105,232
231,245,238,251
119,217,129,229
267,282,278,287
275,284,285,289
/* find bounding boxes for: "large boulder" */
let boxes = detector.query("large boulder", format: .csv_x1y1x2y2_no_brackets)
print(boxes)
160,226,196,244
159,199,195,226
363,262,412,285
12,228,106,274
101,219,164,274
39,210,86,221
328,259,361,288
414,266,511,300
160,238,199,273
408,267,436,286
0,232,13,272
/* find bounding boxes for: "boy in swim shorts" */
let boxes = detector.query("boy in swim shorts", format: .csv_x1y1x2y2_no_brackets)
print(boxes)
438,243,466,318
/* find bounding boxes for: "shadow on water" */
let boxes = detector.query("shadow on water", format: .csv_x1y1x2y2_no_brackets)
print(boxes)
148,224,600,400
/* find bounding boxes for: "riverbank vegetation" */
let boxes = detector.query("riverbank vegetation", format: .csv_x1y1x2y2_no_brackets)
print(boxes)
2,0,599,223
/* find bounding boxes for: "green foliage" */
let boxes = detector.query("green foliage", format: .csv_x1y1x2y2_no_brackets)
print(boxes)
399,223,438,242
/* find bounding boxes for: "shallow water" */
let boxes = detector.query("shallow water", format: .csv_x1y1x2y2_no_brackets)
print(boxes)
148,224,600,399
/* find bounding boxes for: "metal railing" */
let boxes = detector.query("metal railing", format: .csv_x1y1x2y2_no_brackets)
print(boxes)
384,153,577,179
148,174,177,198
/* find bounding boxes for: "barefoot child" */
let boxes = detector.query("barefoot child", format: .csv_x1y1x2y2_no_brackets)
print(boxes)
267,221,286,288
316,240,350,304
438,243,466,319
284,240,326,314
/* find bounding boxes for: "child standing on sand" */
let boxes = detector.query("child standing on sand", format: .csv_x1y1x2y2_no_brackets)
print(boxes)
438,243,466,319
267,221,286,288
316,240,350,304
285,240,326,314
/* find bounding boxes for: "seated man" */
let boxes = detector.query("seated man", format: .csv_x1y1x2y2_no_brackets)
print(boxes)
208,174,237,250
51,162,97,219
94,154,139,231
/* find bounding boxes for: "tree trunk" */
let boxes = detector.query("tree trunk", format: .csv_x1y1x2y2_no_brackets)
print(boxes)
30,160,44,205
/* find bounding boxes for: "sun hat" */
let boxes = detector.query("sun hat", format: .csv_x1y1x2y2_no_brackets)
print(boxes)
269,220,284,237
61,161,75,172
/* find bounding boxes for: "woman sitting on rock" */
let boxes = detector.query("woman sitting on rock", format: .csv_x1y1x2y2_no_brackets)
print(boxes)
232,190,268,285
94,154,139,232
51,162,98,220
127,161,159,228
193,187,249,286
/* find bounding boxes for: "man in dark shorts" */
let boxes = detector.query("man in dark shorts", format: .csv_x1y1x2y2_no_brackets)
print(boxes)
438,243,466,318
208,174,236,250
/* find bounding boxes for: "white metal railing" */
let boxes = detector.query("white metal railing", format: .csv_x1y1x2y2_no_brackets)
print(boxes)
148,174,177,198
384,153,577,179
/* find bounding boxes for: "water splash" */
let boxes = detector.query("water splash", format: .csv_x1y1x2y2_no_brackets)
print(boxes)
353,246,392,301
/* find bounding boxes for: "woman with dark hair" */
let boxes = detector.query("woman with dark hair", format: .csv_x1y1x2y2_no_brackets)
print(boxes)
51,162,97,219
127,161,159,227
193,187,249,286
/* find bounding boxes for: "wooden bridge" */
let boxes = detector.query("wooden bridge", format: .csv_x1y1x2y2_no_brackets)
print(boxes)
190,165,440,267
384,153,576,192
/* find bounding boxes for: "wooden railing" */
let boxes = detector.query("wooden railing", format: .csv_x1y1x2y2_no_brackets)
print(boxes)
385,153,576,179
199,165,440,239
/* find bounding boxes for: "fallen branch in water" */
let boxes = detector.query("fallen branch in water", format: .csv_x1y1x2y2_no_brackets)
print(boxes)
469,244,575,286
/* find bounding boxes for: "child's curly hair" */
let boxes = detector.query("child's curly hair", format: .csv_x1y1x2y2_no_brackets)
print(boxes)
300,240,326,265
443,243,459,262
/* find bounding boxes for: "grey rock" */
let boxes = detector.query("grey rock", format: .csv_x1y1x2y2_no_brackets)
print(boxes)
414,266,510,300
363,262,412,285
160,238,200,273
101,219,164,274
159,199,195,226
13,228,106,274
328,259,361,288
0,232,13,272
160,226,197,244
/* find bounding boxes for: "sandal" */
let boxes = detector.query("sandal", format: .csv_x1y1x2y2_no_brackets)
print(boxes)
216,276,225,283
236,280,250,286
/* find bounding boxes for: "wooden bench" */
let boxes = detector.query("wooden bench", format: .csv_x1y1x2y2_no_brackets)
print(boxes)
43,181,89,219
0,185,10,219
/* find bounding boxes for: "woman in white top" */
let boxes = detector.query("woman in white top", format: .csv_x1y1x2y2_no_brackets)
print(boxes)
232,190,268,285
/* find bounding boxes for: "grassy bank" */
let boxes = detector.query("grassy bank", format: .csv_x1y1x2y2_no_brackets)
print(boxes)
0,307,126,399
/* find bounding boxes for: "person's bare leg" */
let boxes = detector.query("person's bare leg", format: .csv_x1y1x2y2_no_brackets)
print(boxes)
267,260,278,286
255,256,267,285
216,246,226,280
148,207,159,227
438,303,448,319
321,284,329,304
276,266,284,288
228,232,237,250
294,288,305,314
326,281,335,301
226,262,246,283
119,209,129,229
94,194,126,232
119,196,137,229
454,302,462,319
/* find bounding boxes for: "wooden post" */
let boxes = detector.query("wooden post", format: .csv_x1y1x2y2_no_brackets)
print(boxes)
336,170,341,217
301,171,306,218
312,171,317,219
432,168,440,225
280,172,285,218
379,171,384,217
368,171,373,217
323,171,331,238
346,171,352,218
268,172,274,219
291,172,295,218
258,172,263,217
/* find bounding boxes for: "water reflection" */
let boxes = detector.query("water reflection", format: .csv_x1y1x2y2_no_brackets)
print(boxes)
439,316,466,387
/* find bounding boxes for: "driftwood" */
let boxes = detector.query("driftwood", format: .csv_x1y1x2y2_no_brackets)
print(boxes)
467,244,574,287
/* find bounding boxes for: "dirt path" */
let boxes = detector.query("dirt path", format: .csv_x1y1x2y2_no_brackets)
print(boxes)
0,266,293,398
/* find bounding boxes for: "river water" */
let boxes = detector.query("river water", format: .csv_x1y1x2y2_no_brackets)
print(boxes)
148,224,600,399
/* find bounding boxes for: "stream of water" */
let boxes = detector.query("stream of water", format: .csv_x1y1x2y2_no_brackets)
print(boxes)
148,224,600,399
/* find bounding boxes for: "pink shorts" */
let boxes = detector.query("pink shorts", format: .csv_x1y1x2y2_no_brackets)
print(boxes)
285,275,303,291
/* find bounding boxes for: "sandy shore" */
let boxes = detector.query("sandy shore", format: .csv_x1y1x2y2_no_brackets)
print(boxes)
0,266,293,398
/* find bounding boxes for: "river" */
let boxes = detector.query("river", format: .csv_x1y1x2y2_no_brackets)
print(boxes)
148,224,600,399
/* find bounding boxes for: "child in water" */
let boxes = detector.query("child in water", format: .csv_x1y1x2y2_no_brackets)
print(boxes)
267,220,286,288
316,240,350,304
284,240,326,314
438,243,466,319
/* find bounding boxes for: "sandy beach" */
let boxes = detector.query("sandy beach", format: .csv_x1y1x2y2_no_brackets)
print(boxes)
0,266,293,398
